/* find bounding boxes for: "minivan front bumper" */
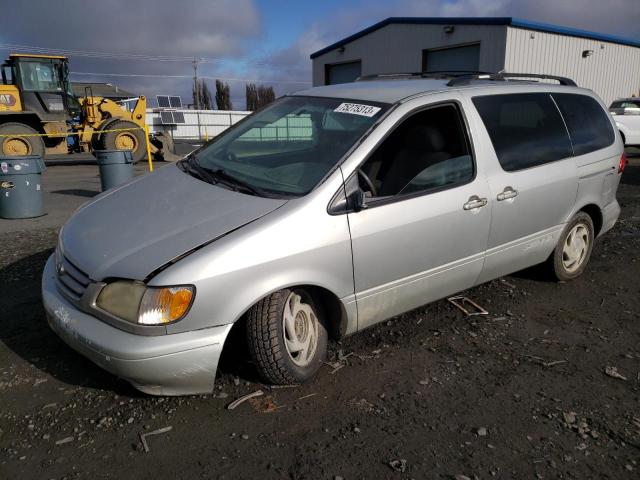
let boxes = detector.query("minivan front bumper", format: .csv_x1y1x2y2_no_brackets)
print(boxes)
42,255,232,396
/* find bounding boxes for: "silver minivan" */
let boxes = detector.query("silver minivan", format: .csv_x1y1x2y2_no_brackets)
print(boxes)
42,73,625,395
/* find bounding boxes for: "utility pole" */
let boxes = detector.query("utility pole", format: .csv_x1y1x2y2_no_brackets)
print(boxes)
192,57,201,110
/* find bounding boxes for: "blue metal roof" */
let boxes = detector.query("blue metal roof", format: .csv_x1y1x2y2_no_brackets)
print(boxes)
310,17,640,59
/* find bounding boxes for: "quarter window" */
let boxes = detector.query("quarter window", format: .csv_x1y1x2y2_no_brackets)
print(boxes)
358,103,474,199
553,93,615,156
472,93,573,171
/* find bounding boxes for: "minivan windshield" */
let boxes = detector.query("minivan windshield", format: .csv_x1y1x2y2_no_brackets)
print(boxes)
183,96,389,197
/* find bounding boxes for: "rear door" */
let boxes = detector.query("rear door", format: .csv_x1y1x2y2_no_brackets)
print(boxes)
468,92,578,282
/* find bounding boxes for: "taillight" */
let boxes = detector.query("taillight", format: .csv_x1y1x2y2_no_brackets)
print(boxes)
618,152,627,174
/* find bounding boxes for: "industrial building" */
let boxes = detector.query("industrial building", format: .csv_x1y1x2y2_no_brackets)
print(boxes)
310,17,640,105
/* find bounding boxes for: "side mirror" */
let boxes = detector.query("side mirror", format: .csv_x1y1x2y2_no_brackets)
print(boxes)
351,189,368,212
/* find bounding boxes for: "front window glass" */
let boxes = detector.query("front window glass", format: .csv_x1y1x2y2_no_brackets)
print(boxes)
19,60,63,92
190,96,388,196
358,103,474,199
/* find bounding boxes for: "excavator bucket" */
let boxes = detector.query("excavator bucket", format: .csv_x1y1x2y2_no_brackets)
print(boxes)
150,132,183,162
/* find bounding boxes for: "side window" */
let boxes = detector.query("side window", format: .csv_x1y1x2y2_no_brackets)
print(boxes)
553,93,615,156
472,93,573,172
358,103,474,199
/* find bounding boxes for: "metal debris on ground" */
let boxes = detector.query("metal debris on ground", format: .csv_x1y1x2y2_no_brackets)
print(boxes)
227,389,264,410
55,436,73,446
297,393,318,401
139,426,172,453
526,355,567,368
604,366,627,381
447,296,489,316
388,459,407,472
500,278,516,289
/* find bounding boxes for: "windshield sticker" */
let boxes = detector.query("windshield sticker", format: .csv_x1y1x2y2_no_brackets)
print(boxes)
334,103,381,117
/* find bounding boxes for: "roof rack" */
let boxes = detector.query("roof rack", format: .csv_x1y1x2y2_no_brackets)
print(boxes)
356,71,490,82
446,72,577,87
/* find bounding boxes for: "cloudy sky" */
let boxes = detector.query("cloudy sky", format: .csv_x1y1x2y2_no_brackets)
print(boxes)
2,0,639,109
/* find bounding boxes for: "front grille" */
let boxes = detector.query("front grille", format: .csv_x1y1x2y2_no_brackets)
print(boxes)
56,254,91,301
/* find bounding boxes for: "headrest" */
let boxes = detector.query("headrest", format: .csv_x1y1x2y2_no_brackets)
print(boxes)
404,125,445,151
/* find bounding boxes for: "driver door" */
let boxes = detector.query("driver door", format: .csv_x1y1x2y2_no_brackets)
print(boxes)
346,101,491,330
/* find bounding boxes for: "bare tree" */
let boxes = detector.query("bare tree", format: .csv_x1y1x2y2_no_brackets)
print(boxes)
246,83,275,111
215,80,233,110
193,79,213,109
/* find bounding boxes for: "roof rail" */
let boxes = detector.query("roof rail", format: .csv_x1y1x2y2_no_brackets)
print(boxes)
356,71,490,82
447,72,577,87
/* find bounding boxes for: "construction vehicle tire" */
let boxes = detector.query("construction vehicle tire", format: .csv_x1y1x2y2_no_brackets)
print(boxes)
0,122,45,157
99,120,146,163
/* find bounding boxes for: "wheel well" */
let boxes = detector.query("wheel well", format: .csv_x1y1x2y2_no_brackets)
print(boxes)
303,285,348,340
579,204,603,236
238,285,348,341
0,114,44,134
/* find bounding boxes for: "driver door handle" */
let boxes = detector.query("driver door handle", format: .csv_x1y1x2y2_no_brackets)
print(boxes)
463,196,488,210
497,187,518,201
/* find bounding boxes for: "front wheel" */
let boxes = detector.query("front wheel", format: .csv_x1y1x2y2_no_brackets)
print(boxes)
547,212,594,281
246,288,328,384
99,120,147,163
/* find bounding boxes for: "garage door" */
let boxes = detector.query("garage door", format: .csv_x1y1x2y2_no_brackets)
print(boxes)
423,44,480,73
326,61,362,85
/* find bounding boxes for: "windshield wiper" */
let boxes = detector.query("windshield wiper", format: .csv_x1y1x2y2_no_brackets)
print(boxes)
179,155,264,196
206,168,265,196
178,155,220,185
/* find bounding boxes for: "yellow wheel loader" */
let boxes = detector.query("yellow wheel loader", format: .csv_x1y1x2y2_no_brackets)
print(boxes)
0,53,176,162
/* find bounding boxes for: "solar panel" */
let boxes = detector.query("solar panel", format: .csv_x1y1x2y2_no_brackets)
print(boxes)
156,95,170,108
160,111,174,124
172,111,185,124
169,96,182,108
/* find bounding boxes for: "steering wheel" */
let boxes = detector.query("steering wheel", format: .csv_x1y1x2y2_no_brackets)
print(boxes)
357,169,377,197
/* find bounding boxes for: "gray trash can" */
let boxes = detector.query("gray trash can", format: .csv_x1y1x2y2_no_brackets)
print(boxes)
0,155,46,219
95,150,134,191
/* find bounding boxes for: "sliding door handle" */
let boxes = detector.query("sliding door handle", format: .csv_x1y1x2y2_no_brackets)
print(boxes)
497,187,518,201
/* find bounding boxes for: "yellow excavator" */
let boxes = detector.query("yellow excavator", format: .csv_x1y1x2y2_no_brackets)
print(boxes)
0,53,175,162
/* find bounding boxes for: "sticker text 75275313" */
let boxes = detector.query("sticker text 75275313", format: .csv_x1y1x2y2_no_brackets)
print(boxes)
334,103,381,117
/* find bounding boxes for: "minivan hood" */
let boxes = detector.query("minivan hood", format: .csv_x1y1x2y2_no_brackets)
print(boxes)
61,164,287,280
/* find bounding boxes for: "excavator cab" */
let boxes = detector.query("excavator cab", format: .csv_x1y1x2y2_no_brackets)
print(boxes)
3,54,79,120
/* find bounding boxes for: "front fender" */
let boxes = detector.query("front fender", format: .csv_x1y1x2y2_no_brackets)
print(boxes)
149,173,356,335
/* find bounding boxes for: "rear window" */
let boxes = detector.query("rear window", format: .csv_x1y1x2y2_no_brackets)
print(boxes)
553,93,615,156
472,93,573,171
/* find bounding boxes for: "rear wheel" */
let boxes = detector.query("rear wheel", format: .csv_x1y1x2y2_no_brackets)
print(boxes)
99,120,146,163
0,122,45,157
546,212,594,281
246,288,328,384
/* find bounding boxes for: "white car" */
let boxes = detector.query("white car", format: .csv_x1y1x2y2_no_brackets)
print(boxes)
610,98,640,146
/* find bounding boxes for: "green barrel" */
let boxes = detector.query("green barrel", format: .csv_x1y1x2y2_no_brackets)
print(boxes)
0,155,46,219
95,150,134,191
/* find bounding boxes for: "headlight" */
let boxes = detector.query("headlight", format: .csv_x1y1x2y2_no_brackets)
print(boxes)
96,281,194,325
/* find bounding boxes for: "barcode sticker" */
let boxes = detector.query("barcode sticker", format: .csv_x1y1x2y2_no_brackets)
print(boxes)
334,103,381,117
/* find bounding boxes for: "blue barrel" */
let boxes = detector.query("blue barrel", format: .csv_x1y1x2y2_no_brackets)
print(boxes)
0,155,46,219
95,150,134,191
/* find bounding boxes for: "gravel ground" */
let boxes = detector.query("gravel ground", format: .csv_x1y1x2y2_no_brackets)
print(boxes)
0,155,639,479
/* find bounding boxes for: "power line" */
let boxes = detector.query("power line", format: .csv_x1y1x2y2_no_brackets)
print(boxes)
70,71,311,85
0,42,304,69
